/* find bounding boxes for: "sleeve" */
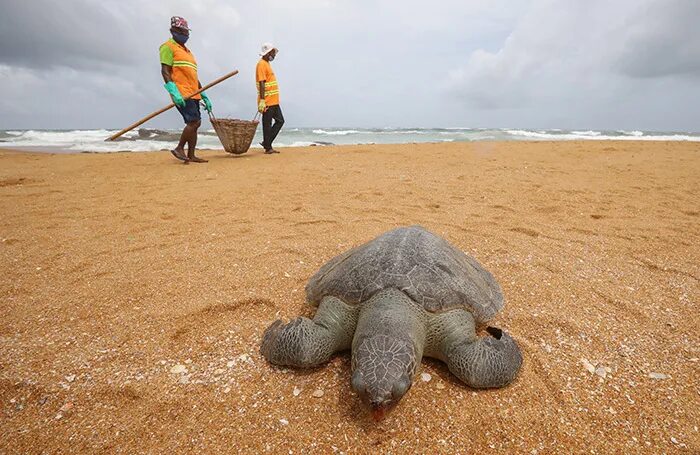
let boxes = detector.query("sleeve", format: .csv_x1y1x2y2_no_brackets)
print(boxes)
159,44,174,66
256,61,267,82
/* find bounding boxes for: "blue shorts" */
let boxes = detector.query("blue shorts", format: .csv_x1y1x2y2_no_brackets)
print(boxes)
176,99,201,124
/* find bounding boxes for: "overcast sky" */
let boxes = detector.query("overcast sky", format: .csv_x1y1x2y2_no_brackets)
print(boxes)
1,0,698,130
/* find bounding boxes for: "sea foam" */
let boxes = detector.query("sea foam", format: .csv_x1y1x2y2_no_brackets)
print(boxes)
1,127,698,152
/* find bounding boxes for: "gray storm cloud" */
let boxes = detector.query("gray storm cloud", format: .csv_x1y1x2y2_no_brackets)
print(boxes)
0,1,140,70
0,0,698,131
445,0,700,129
614,0,700,79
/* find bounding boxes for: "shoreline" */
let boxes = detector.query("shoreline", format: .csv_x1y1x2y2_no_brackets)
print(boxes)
2,127,699,154
2,136,700,156
1,141,698,453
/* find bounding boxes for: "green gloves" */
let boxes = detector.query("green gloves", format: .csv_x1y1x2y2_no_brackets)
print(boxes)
165,82,212,113
164,81,185,107
200,91,213,113
258,99,267,113
165,81,185,107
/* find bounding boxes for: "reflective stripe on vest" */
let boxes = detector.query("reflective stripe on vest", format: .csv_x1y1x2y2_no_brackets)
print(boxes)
258,81,279,95
173,60,198,70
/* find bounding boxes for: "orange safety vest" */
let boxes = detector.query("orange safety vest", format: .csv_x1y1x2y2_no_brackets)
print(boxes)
160,39,201,100
256,59,279,106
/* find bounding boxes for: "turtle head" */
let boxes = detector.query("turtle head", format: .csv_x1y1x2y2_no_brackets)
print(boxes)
351,335,415,420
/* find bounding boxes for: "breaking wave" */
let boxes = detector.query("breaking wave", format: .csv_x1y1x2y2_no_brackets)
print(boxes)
1,127,698,152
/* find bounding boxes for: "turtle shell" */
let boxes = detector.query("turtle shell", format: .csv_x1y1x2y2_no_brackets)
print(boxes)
305,226,504,323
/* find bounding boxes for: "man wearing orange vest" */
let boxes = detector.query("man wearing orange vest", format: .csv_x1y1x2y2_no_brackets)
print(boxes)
256,43,284,154
160,16,212,163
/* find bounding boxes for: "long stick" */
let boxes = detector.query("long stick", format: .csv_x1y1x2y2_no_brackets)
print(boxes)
105,69,239,141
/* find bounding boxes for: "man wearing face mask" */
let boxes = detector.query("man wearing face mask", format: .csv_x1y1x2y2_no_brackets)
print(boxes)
256,43,284,154
159,16,212,163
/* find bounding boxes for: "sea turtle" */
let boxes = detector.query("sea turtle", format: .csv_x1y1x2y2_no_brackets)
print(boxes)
260,226,522,419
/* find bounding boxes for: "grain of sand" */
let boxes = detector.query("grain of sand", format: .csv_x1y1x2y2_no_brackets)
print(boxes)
0,141,698,453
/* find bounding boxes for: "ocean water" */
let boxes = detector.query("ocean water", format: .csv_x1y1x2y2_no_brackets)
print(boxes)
1,127,699,153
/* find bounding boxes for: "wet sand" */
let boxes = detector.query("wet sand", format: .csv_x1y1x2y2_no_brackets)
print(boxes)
0,141,698,453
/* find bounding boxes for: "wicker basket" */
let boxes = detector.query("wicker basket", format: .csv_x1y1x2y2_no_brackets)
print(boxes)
209,112,259,155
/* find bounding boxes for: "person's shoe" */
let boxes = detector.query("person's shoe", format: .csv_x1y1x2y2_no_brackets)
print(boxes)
270,148,280,154
188,155,209,163
264,150,275,154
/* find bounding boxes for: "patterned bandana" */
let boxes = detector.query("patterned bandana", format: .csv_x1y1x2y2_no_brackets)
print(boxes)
170,16,190,30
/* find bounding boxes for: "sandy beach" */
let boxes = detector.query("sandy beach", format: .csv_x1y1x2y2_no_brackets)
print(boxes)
0,141,698,453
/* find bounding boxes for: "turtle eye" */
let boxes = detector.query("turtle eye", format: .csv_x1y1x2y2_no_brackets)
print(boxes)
392,377,411,399
351,371,366,395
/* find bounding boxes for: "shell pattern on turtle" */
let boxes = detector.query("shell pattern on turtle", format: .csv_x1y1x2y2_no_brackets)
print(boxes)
305,225,503,324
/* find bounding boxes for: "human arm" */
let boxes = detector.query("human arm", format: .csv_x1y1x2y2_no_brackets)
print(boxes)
256,62,267,112
159,45,185,107
161,63,173,83
161,64,185,107
258,81,266,112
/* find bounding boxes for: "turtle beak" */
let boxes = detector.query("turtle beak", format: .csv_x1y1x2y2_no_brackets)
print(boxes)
370,403,388,421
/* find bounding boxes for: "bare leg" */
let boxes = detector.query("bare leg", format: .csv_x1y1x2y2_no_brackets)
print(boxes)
183,120,207,163
172,123,194,162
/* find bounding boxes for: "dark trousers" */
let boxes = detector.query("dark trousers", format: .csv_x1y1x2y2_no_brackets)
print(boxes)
262,104,284,150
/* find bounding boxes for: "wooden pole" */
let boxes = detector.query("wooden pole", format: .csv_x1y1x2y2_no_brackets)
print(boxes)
105,69,239,141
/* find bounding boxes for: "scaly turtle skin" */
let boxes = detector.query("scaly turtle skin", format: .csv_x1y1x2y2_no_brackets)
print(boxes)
260,226,522,418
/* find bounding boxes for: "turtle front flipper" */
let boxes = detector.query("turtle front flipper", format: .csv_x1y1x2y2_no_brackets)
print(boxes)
426,310,522,388
260,296,358,368
445,326,522,388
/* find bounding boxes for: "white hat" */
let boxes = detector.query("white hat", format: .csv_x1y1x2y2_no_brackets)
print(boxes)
260,42,278,57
